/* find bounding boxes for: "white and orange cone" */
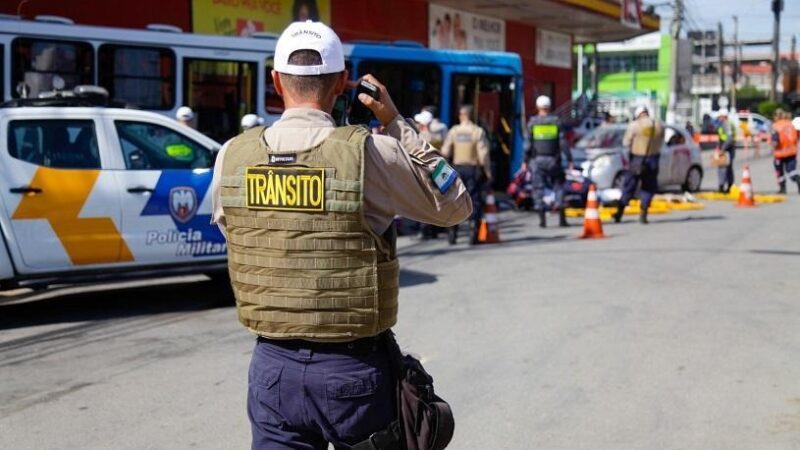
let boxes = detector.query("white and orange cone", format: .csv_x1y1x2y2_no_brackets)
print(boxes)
580,184,606,239
736,165,756,208
477,192,500,243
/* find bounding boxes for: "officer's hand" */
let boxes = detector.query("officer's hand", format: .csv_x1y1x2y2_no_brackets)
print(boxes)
358,74,401,127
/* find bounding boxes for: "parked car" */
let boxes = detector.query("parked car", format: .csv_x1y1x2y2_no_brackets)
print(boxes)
737,112,772,146
572,124,704,192
0,87,226,289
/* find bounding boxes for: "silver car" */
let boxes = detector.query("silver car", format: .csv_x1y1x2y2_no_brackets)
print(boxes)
573,124,704,192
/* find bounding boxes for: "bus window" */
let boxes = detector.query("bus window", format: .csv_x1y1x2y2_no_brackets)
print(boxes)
11,38,93,98
356,61,440,118
184,58,256,142
264,57,284,115
451,74,515,188
99,45,175,110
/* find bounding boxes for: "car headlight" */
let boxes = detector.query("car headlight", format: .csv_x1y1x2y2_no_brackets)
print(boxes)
591,154,613,170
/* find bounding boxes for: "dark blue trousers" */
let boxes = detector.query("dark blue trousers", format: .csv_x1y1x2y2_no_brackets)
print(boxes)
454,164,485,231
248,336,397,450
620,154,660,211
531,156,565,211
717,145,736,192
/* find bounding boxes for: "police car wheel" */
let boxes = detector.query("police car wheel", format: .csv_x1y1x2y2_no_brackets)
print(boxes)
683,166,703,193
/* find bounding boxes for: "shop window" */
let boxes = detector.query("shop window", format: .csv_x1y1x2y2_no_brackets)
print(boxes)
11,38,93,98
99,45,175,109
8,120,100,169
114,121,212,170
184,58,256,143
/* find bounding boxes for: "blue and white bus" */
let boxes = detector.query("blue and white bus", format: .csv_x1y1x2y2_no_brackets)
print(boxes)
0,15,524,185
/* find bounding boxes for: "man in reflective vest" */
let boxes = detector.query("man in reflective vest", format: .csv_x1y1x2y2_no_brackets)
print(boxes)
771,109,800,194
614,105,665,224
209,21,471,449
524,95,572,228
716,109,737,193
441,105,492,244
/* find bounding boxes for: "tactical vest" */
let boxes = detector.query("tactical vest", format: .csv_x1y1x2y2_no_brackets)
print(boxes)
773,120,798,159
452,125,479,165
530,115,560,158
219,125,399,342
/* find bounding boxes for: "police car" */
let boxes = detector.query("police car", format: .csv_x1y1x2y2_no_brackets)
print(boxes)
0,86,227,289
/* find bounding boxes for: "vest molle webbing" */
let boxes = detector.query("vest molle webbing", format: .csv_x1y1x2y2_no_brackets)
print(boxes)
220,125,399,341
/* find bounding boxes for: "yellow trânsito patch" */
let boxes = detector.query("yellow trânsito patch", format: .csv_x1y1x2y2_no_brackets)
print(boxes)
245,166,326,212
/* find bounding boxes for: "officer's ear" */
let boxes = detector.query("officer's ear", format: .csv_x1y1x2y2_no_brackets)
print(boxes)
272,70,284,98
333,69,349,96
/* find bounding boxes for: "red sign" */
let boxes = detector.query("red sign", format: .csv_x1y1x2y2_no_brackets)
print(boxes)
621,0,642,29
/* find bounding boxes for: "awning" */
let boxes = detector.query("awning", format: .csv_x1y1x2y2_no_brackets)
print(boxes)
430,0,660,44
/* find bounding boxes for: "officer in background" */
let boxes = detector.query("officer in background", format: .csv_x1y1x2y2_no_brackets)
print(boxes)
175,106,194,128
614,106,665,224
716,109,736,193
240,113,265,131
524,95,572,228
441,105,491,244
210,21,471,449
771,109,800,194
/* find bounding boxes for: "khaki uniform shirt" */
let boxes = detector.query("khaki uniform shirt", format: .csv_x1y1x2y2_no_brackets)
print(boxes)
211,108,472,235
623,116,665,156
440,121,491,177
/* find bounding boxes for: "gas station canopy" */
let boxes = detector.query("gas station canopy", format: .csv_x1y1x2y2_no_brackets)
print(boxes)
431,0,660,44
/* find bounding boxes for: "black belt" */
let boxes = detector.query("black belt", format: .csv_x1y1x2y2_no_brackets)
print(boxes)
257,331,389,354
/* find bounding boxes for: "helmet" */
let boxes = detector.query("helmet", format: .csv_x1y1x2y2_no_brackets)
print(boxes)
634,105,649,117
535,95,551,109
793,117,800,131
717,108,729,117
241,113,263,130
176,106,194,121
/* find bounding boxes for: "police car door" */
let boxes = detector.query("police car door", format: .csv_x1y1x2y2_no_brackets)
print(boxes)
0,112,124,272
103,114,226,265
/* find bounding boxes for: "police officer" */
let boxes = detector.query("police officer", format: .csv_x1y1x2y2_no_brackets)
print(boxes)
716,109,737,193
771,109,800,194
241,113,265,131
614,106,665,224
209,21,471,449
175,106,194,128
525,95,572,228
441,105,491,244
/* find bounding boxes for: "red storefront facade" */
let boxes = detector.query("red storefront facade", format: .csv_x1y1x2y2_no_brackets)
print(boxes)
3,0,656,114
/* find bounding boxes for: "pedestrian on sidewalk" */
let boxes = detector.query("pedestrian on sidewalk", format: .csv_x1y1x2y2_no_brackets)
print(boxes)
614,105,664,224
210,20,471,449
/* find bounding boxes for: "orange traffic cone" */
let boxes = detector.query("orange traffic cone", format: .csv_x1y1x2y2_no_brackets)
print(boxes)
736,165,756,208
580,184,606,239
477,192,500,243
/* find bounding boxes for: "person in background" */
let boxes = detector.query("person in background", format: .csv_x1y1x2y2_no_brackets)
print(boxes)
614,105,665,224
425,106,448,147
441,105,491,244
716,109,736,193
601,112,615,127
240,113,264,131
524,95,572,228
771,109,800,194
176,106,194,128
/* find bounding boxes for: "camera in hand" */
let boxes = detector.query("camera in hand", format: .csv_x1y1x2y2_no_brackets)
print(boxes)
348,79,380,125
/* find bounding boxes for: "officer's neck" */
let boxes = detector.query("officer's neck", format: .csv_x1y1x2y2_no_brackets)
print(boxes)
283,98,334,115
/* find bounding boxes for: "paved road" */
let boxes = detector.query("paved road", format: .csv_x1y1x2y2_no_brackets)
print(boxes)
2,151,799,449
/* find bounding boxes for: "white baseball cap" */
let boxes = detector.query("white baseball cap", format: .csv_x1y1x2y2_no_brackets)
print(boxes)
717,108,729,117
176,106,194,121
634,105,649,117
536,95,551,109
241,114,264,129
274,21,345,75
414,110,433,126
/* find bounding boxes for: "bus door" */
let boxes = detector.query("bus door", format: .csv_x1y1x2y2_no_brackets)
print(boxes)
450,73,516,189
355,60,442,122
183,58,256,143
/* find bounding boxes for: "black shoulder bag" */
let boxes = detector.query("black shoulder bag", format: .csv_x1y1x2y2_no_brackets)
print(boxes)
353,333,455,450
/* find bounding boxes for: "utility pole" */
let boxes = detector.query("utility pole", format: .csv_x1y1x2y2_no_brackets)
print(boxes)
667,0,683,124
731,15,738,111
771,0,783,102
718,22,725,99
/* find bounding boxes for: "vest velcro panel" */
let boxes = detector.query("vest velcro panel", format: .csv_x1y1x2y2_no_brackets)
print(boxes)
220,125,399,341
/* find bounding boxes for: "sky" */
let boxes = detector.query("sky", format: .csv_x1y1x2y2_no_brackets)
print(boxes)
647,0,800,52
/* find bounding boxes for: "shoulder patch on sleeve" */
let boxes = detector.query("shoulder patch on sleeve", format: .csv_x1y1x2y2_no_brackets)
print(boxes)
431,159,457,194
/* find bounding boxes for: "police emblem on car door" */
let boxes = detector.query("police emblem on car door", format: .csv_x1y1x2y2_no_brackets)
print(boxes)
169,186,197,223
